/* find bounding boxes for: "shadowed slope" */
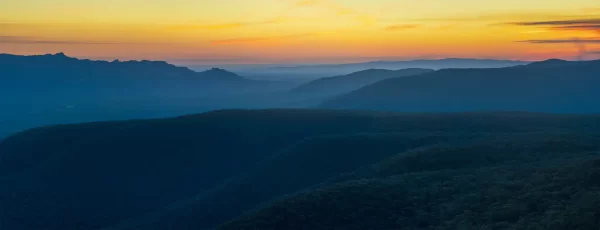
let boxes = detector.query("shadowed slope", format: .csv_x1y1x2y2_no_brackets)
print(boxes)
2,110,600,230
220,134,600,230
0,53,290,139
292,68,433,98
322,59,600,113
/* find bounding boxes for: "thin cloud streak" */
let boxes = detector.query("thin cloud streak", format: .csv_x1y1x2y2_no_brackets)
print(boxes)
517,39,600,44
551,25,600,30
509,17,600,47
0,36,124,45
385,24,420,31
513,18,600,26
509,18,600,33
184,17,287,30
210,33,316,44
0,18,286,32
211,37,269,44
414,12,579,22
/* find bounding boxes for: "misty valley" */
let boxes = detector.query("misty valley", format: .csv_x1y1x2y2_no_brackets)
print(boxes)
3,53,600,139
2,53,600,230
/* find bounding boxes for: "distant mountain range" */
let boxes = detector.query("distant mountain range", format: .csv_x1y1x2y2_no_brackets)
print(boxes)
322,59,600,113
0,52,276,103
2,53,598,139
291,68,434,98
0,52,255,87
0,53,291,138
240,58,529,78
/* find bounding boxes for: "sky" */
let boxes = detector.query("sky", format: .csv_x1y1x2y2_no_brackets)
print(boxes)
1,0,599,65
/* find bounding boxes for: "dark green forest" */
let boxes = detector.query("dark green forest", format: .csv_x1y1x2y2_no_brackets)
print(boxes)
1,109,600,229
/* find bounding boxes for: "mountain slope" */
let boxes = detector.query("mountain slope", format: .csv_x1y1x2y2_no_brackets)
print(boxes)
291,68,433,98
0,53,245,80
109,133,452,230
2,110,600,230
0,109,388,230
220,134,600,230
0,53,291,139
322,59,600,113
254,58,528,76
0,53,261,94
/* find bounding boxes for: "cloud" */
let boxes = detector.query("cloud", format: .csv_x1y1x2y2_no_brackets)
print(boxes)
415,12,574,23
552,25,600,29
517,39,600,44
512,18,600,26
167,56,255,64
210,37,269,44
179,17,287,30
210,33,315,44
0,18,287,32
385,24,420,31
0,20,224,31
437,24,456,30
193,23,248,30
510,18,600,34
517,38,600,60
0,36,122,45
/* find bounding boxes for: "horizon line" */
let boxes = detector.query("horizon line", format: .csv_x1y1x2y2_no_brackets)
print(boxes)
2,52,590,67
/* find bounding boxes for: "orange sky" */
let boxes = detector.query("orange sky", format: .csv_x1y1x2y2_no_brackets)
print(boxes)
1,0,599,64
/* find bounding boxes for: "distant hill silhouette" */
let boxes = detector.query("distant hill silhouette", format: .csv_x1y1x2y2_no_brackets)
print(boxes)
0,53,291,138
0,53,257,87
2,109,600,230
197,68,247,81
291,68,433,98
253,58,528,76
516,58,573,69
322,59,600,113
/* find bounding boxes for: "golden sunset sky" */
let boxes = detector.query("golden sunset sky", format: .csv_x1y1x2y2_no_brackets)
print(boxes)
1,0,599,64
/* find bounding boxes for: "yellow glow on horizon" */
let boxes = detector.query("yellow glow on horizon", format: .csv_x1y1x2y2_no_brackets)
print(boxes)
1,0,599,64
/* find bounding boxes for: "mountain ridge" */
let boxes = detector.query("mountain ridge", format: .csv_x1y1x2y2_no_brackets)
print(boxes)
291,68,434,98
321,58,600,113
270,58,529,70
233,58,530,79
0,52,250,82
0,53,289,139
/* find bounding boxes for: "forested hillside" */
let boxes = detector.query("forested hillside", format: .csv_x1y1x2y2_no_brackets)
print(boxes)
1,110,599,230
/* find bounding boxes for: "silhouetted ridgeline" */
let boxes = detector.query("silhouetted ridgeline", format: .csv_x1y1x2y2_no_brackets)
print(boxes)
0,53,293,138
1,54,593,140
250,58,528,76
0,52,265,93
322,59,600,113
291,68,434,98
1,109,600,229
